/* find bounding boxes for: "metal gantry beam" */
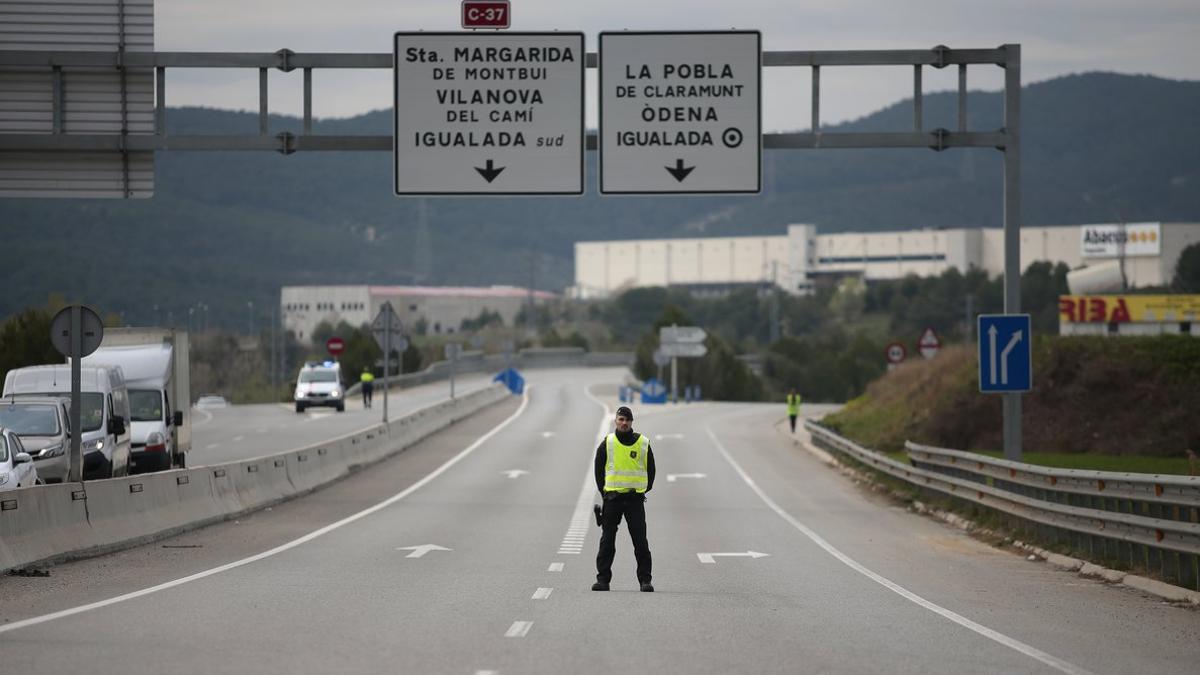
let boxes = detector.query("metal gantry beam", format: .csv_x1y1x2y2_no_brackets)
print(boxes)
0,45,1015,156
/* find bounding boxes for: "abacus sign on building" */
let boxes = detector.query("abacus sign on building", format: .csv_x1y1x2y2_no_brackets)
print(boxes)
599,31,761,194
393,32,584,195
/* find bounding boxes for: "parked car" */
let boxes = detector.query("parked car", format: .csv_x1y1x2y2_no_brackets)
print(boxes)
0,426,41,491
194,395,229,409
3,365,132,479
0,397,71,483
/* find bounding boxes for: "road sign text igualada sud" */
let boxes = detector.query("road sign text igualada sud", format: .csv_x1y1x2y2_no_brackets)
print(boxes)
405,44,575,148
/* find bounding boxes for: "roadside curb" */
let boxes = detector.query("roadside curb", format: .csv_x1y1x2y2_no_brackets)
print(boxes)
780,419,1200,608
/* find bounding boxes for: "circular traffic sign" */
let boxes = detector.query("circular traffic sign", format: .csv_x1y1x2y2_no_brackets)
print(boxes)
721,127,743,148
885,342,907,365
49,305,104,358
326,337,345,356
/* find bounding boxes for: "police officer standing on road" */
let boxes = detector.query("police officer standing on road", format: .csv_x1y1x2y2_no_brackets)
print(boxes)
786,388,801,433
360,367,375,409
593,406,656,592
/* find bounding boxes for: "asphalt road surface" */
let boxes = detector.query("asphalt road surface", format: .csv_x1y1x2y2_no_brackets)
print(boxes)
189,373,495,466
2,368,1197,674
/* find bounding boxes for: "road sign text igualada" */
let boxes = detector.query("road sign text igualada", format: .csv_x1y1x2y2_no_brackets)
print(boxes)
394,32,584,195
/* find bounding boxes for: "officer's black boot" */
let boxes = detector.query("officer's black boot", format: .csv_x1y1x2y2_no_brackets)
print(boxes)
591,581,609,591
640,582,654,592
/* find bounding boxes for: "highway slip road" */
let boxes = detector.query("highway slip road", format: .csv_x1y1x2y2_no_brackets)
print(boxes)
2,368,1196,674
189,372,494,466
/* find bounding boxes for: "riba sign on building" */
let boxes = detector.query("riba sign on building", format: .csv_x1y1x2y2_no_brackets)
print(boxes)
599,31,761,194
393,32,584,195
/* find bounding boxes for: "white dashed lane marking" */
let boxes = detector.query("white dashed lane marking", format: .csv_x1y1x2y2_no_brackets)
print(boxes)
548,563,563,572
505,621,533,638
531,587,553,600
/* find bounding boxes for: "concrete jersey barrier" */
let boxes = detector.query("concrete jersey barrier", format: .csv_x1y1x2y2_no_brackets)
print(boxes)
0,383,511,573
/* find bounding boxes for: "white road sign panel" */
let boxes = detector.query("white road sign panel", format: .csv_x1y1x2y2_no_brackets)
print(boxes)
599,31,761,194
394,32,585,195
660,325,707,343
660,342,708,358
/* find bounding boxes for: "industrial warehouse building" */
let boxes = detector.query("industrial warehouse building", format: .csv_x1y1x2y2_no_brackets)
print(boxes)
571,222,1200,298
281,285,557,341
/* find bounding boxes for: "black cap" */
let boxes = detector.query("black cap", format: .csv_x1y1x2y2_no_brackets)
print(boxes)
616,406,634,420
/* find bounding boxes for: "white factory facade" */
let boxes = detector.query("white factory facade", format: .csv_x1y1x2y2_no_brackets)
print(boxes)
572,222,1200,298
281,285,557,342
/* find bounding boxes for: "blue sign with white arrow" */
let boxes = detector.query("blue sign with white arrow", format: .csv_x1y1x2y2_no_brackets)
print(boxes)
977,314,1032,393
641,378,668,404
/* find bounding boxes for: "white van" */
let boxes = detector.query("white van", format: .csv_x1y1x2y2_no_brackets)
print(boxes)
294,361,344,413
2,365,132,479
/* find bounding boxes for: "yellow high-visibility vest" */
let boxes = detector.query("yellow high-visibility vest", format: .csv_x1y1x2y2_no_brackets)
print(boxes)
360,372,375,383
604,432,649,493
786,394,801,416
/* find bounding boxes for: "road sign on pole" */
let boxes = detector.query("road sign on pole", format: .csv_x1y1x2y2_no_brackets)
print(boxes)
372,302,405,422
885,342,907,365
659,342,708,358
50,305,104,482
978,314,1032,393
917,327,941,360
659,326,707,344
393,32,585,195
326,337,345,357
599,31,761,194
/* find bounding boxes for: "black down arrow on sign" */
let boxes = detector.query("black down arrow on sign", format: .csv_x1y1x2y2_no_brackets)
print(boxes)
665,159,695,182
475,159,505,183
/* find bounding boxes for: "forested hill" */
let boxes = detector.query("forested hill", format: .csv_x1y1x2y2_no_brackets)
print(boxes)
1,72,1198,327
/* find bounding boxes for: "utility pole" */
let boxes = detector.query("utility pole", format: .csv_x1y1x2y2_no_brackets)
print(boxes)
1001,43,1022,461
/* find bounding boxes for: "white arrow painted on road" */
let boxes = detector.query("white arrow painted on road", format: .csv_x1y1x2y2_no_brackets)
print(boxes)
987,325,999,384
697,551,770,564
666,473,707,482
655,433,685,440
395,544,453,559
1000,330,1022,385
502,470,529,479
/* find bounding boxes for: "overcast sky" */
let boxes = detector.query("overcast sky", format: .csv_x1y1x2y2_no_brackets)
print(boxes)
157,0,1200,130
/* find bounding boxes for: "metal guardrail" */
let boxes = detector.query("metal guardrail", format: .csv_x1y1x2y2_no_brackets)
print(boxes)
805,420,1200,590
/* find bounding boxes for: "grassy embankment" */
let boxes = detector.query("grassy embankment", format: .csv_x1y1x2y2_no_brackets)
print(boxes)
821,336,1200,475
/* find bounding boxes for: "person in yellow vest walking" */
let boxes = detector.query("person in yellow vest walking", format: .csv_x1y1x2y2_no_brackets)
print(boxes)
592,405,656,592
786,388,801,433
360,367,375,409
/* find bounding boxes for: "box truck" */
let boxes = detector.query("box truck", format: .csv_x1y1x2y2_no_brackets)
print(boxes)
80,328,191,472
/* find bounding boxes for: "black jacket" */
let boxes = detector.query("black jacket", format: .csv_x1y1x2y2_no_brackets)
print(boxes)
594,429,656,496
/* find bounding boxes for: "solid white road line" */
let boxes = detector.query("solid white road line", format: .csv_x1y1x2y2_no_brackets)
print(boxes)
703,426,1095,675
557,389,611,558
548,563,564,572
505,621,533,638
0,388,533,636
531,587,553,600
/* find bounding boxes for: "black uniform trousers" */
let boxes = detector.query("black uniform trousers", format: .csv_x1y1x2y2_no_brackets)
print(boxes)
596,492,652,584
